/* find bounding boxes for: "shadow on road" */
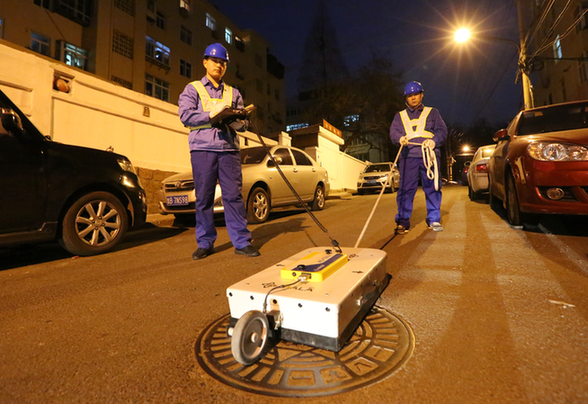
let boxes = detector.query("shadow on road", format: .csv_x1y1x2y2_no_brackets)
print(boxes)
0,225,186,271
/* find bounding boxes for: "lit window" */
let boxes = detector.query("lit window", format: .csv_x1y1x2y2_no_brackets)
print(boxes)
206,13,216,31
553,35,562,63
59,41,88,70
145,74,169,102
286,123,309,131
180,59,192,78
146,36,170,66
180,26,192,45
344,114,360,126
180,0,190,12
225,27,232,44
31,32,50,56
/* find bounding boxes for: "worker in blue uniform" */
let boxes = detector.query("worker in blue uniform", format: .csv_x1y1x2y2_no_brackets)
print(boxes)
178,43,260,259
390,81,448,234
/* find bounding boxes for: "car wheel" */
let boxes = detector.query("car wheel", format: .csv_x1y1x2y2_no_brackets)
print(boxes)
311,184,325,211
488,178,501,209
506,173,523,226
247,187,270,224
59,191,128,256
468,184,479,201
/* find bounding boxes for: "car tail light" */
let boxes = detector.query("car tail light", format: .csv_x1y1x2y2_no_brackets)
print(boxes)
475,164,488,173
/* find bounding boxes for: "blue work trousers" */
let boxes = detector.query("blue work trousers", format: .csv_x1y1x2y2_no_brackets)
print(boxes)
191,151,251,249
395,156,442,229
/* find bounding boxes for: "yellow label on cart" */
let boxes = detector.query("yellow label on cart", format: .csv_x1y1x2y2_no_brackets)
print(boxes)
281,252,348,282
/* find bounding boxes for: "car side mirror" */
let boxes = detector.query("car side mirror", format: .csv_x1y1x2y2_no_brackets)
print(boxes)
493,129,509,142
267,156,283,167
0,108,24,135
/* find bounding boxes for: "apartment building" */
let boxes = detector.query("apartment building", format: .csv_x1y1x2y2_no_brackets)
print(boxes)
520,0,588,105
0,0,285,134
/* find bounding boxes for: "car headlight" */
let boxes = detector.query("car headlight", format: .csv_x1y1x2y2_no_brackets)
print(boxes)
527,142,588,161
117,158,137,173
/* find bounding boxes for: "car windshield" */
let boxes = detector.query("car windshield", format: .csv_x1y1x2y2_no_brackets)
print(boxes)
364,164,391,173
518,103,588,136
240,147,268,164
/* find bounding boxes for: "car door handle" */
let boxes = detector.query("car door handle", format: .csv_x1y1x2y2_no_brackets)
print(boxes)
293,168,298,173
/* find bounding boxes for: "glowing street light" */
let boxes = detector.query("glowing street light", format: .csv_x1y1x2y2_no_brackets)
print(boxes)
462,145,470,153
454,28,470,43
453,27,534,110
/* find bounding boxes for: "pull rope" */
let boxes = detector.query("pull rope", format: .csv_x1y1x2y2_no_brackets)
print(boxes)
421,140,439,191
354,139,439,248
247,121,342,253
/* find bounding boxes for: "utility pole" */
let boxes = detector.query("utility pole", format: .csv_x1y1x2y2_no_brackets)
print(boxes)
517,0,534,109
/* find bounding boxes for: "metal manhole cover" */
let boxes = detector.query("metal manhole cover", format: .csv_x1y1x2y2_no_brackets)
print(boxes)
194,306,414,397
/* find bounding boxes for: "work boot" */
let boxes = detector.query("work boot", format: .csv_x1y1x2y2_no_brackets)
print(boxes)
395,225,409,235
192,247,214,260
235,245,260,257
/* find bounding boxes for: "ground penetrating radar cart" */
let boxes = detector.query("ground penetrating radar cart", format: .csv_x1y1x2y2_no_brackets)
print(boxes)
226,246,390,365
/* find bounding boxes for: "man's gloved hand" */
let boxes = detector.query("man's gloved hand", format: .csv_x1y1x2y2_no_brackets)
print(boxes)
209,103,226,119
399,136,409,146
423,139,436,149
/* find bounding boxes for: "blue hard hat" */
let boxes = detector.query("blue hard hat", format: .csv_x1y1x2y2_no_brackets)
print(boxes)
203,43,229,62
404,81,423,96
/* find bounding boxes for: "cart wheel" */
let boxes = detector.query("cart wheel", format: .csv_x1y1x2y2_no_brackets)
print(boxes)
231,310,269,365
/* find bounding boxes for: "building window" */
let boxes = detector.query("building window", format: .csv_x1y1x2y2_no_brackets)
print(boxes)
0,18,3,39
235,35,245,52
114,0,134,15
112,30,134,59
180,0,190,13
156,11,165,29
180,25,192,45
255,53,262,68
180,59,192,78
31,32,50,56
206,13,216,30
56,0,92,26
146,36,170,66
57,41,88,70
225,27,232,44
34,0,51,9
112,76,133,89
580,52,588,83
553,35,562,63
286,123,309,131
344,114,360,127
145,74,169,102
256,79,262,93
561,78,566,101
574,3,588,32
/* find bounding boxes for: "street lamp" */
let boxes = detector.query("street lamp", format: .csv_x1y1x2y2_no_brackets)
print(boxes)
454,28,534,110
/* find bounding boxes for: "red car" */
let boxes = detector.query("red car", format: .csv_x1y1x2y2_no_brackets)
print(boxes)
488,101,588,227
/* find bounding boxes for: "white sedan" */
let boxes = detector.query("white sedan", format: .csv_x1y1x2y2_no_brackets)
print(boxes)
157,145,330,224
467,144,496,200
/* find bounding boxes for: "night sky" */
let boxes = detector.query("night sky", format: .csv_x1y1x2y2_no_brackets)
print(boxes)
210,0,522,128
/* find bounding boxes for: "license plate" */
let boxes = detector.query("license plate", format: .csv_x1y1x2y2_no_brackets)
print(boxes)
166,195,189,206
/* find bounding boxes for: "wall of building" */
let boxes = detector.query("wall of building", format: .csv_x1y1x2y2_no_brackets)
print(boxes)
0,41,358,215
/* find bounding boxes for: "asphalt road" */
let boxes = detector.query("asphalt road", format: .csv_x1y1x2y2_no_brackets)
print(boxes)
1,184,588,403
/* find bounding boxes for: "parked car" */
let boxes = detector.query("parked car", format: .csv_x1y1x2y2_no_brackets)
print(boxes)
357,162,399,195
158,145,330,224
0,88,147,256
461,161,471,186
467,144,496,200
487,100,588,227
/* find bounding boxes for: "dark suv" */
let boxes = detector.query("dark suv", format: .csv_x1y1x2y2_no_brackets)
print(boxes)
0,88,147,256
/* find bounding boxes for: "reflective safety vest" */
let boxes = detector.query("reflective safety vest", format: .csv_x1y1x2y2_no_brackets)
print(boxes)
399,107,434,140
189,81,234,130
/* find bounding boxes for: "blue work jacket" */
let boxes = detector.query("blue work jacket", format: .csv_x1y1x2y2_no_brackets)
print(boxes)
390,105,448,159
178,76,244,151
